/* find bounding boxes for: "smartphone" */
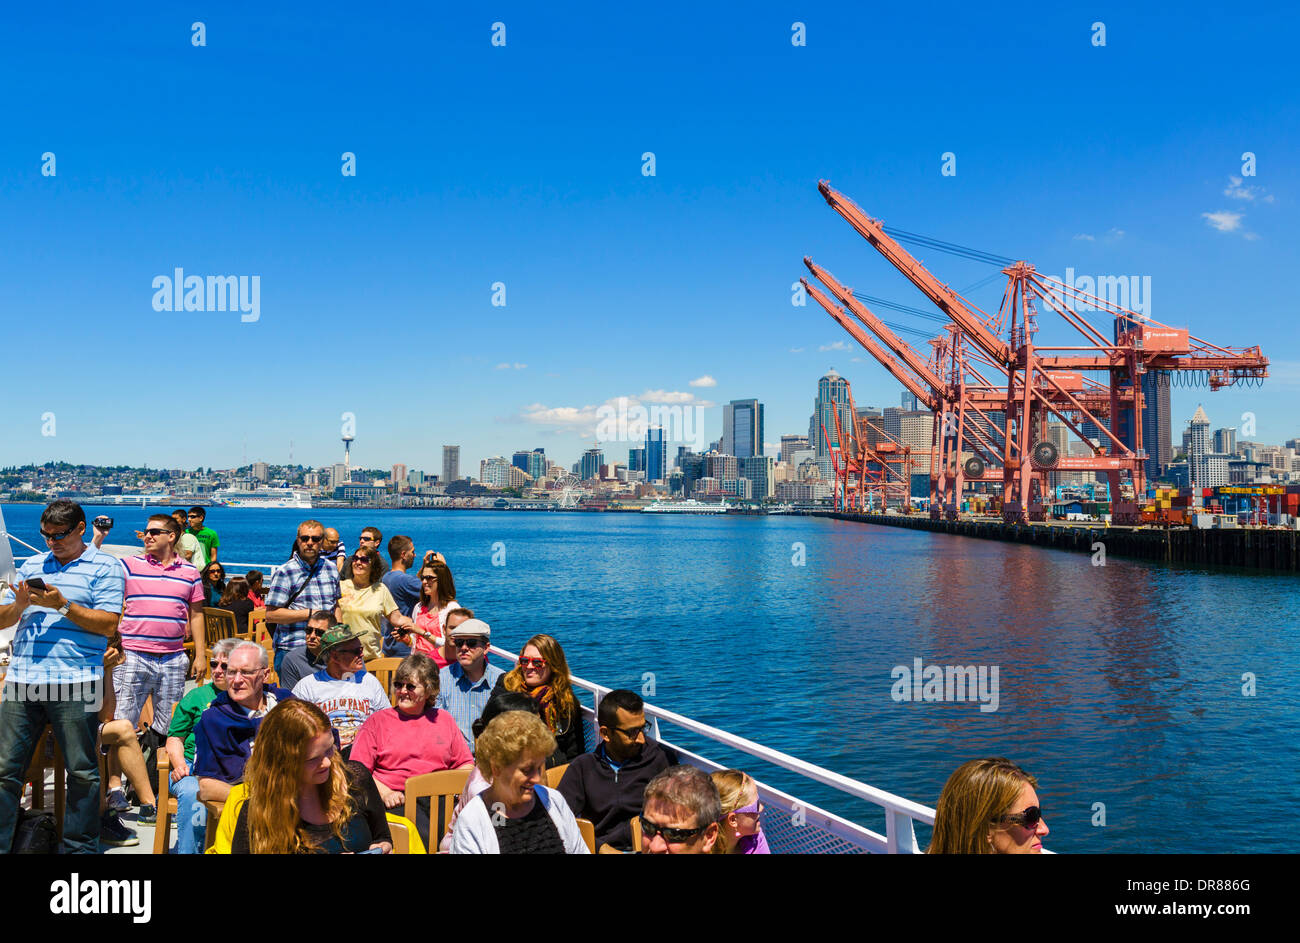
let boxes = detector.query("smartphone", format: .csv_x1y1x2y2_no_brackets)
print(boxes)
25,578,48,592
357,846,384,854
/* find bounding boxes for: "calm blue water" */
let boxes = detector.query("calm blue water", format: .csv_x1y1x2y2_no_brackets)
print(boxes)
4,503,1297,853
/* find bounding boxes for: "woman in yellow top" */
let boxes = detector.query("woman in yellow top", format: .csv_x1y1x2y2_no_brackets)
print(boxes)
335,550,415,660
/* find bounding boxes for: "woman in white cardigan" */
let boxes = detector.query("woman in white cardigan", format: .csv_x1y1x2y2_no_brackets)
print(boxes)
449,711,589,854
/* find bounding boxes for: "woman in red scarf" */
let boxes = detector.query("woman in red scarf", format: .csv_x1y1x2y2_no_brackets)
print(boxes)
492,634,585,766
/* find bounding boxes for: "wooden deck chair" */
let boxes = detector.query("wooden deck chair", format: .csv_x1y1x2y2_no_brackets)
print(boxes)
629,815,643,852
403,768,471,851
363,658,403,700
244,607,267,641
152,705,181,854
24,726,65,838
576,817,596,854
200,609,240,681
544,763,569,789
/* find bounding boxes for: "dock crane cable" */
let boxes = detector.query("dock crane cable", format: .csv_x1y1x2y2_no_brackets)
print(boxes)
881,227,1016,267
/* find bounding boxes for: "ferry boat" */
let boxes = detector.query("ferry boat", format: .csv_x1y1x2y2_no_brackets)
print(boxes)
642,499,729,514
211,488,313,509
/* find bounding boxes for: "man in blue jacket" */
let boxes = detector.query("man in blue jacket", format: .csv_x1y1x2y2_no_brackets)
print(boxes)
195,641,294,806
557,689,677,852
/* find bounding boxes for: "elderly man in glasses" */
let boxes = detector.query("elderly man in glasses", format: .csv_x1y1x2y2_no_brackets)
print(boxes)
194,641,295,806
641,766,721,855
290,625,390,759
264,519,341,677
163,637,241,853
435,615,504,750
277,610,333,690
0,499,125,854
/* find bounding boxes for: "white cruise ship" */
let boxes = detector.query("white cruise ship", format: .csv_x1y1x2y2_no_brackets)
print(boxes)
641,499,729,513
211,487,313,509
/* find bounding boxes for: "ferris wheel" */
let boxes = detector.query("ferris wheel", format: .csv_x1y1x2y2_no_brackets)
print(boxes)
552,474,587,508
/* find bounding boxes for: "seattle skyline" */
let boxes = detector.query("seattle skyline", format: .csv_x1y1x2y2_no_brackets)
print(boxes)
2,2,1297,472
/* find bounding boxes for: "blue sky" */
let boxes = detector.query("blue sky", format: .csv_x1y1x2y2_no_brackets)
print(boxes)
3,1,1297,474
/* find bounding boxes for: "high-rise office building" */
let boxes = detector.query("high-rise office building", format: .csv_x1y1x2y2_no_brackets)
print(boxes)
1186,405,1229,488
391,464,408,489
251,461,269,482
678,452,704,495
722,399,764,459
580,447,604,481
900,391,919,411
740,455,774,502
628,447,646,473
705,452,739,482
479,457,511,488
512,448,546,481
442,445,460,484
645,426,667,482
779,435,809,465
809,370,854,479
1213,427,1237,457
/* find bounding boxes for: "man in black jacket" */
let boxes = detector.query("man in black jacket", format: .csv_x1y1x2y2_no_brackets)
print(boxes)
557,689,676,851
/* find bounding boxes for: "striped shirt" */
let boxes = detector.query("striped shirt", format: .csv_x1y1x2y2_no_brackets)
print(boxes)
10,544,125,685
119,553,204,654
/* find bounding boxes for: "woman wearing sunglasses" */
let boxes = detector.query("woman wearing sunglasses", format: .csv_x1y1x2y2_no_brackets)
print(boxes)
404,558,459,667
336,551,415,661
201,562,226,609
350,653,474,837
493,634,585,766
710,769,770,854
926,757,1050,854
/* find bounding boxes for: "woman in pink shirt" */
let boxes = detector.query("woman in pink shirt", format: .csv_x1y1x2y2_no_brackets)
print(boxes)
406,558,459,667
349,652,474,841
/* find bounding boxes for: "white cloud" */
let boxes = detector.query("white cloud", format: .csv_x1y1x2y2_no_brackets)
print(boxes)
494,362,527,370
518,389,715,430
518,403,601,427
1223,176,1273,203
639,389,698,404
819,340,850,352
789,347,805,354
689,375,717,388
1072,233,1096,241
1202,210,1243,232
1107,228,1125,239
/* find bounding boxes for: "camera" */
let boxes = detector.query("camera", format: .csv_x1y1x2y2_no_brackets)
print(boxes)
93,516,113,530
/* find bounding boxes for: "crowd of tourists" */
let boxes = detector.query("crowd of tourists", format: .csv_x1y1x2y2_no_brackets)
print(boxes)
0,499,1049,854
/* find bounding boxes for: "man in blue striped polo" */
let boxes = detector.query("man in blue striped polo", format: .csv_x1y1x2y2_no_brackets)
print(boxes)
0,499,125,853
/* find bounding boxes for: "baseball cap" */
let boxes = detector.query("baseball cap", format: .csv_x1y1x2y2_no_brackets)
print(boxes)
448,618,491,640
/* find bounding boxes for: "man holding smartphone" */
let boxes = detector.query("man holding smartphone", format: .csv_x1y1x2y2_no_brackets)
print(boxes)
0,499,125,854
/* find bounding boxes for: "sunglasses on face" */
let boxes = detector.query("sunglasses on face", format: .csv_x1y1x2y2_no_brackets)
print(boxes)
453,638,485,649
518,657,547,670
40,526,78,541
640,819,706,844
144,528,170,536
307,626,327,636
997,805,1043,829
297,535,323,543
209,660,228,670
419,575,438,582
392,681,422,692
353,557,370,565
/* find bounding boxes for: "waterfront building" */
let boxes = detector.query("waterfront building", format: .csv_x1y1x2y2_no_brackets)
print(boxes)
678,451,704,495
646,426,667,483
740,454,774,502
692,476,722,498
252,461,269,482
507,465,533,489
629,447,646,473
408,469,424,488
479,457,511,489
443,445,461,484
391,464,408,490
722,477,752,500
779,435,809,466
898,411,933,453
722,399,764,459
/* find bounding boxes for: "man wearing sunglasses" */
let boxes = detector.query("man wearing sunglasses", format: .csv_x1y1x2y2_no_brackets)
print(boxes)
641,766,721,855
558,689,678,852
264,520,341,677
290,624,390,757
277,610,333,690
435,615,503,750
163,636,240,853
0,499,125,854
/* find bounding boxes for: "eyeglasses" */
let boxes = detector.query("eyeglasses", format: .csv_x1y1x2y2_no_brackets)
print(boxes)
306,626,327,636
452,637,486,649
419,575,438,582
640,818,706,845
609,721,653,739
144,528,170,536
209,660,229,670
297,535,323,543
392,681,423,692
518,657,547,670
40,526,78,541
226,667,265,679
997,805,1043,829
353,557,370,565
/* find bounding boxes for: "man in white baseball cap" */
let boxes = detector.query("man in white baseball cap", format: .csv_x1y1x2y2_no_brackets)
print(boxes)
435,612,504,749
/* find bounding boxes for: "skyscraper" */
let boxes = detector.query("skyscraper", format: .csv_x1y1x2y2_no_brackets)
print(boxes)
512,448,546,481
779,435,809,465
740,455,774,502
809,370,854,479
722,399,764,459
628,447,646,473
900,391,919,411
645,426,667,482
442,445,460,484
580,447,604,481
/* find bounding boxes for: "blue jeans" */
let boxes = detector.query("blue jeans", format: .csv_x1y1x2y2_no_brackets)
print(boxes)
0,680,103,854
168,773,205,854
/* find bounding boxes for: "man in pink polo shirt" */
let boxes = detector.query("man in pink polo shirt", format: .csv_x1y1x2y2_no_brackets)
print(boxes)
114,514,206,755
